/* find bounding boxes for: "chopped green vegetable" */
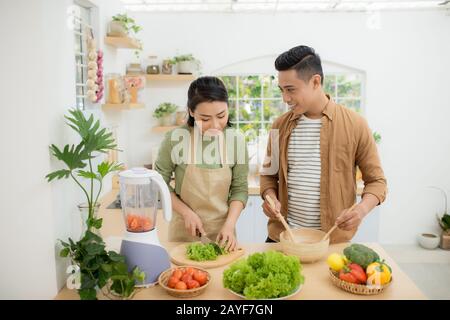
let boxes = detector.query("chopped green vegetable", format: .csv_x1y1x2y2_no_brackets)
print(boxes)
223,251,304,299
186,243,227,261
343,244,380,269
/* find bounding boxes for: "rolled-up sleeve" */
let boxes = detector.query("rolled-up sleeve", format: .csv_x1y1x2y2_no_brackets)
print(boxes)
154,131,175,192
356,117,387,204
260,122,280,200
228,134,249,207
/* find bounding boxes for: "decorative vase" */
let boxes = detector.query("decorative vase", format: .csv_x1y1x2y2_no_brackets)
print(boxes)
159,114,175,126
162,60,173,74
76,202,101,238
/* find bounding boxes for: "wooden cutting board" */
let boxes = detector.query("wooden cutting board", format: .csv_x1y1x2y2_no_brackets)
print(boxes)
169,242,245,269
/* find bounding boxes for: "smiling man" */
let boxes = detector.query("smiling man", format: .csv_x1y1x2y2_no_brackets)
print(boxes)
260,45,387,243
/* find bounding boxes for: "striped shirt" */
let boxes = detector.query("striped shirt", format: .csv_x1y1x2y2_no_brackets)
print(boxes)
287,115,322,229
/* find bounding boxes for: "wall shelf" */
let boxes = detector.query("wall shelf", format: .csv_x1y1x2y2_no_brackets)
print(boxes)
152,126,178,133
145,74,195,82
104,36,141,49
102,103,145,110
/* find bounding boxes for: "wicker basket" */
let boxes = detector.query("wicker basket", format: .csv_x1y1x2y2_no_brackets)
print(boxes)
329,269,392,295
158,266,210,298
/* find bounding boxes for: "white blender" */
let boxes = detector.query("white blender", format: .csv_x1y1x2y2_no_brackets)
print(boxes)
118,167,172,287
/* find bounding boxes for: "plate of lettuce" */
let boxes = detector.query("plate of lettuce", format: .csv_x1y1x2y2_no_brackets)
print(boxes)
223,251,304,300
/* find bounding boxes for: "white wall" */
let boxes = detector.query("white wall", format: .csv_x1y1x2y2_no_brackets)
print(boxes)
0,0,126,299
120,10,450,244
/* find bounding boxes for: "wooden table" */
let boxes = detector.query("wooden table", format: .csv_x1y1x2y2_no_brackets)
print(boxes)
54,190,425,300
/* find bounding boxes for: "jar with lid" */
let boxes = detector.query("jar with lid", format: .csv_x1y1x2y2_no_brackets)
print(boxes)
146,55,160,74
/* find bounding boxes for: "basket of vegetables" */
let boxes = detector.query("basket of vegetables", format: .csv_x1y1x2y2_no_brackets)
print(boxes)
327,244,393,295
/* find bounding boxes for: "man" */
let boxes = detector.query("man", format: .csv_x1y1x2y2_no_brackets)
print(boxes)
260,45,387,243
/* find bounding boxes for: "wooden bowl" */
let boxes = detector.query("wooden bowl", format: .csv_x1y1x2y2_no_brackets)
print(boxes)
158,266,211,298
279,228,329,263
329,269,393,295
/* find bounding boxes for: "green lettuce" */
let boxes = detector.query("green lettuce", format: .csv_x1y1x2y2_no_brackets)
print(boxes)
223,251,304,299
186,243,226,261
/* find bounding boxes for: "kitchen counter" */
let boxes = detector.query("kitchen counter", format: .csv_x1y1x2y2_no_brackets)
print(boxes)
54,189,424,300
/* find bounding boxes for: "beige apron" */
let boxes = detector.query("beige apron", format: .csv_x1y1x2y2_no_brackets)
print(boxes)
168,132,232,242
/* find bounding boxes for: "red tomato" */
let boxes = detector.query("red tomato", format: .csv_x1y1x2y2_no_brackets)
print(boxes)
172,269,183,280
193,271,207,286
175,281,187,290
185,267,195,276
187,279,200,289
181,274,192,284
167,276,179,288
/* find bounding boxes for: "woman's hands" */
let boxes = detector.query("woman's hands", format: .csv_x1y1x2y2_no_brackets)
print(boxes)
216,223,237,252
182,210,206,237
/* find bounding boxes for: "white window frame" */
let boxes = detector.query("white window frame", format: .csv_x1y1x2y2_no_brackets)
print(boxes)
73,0,98,110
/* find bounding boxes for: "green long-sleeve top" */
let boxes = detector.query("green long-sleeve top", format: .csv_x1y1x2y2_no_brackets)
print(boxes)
154,125,249,207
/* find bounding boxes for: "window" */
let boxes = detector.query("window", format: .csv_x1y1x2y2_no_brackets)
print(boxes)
220,75,286,142
220,73,364,139
73,3,93,110
219,72,364,165
324,74,363,114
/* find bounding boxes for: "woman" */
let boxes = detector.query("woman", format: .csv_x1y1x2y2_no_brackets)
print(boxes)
155,76,249,251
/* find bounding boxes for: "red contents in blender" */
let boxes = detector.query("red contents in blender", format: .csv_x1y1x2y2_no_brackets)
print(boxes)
126,214,154,232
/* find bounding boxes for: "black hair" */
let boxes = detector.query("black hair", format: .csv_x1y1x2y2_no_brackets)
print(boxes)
186,76,231,127
274,45,324,85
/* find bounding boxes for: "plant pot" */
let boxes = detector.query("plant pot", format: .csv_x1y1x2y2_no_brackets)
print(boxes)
177,61,197,74
107,21,128,37
175,111,187,125
440,232,450,250
158,114,176,126
417,233,440,250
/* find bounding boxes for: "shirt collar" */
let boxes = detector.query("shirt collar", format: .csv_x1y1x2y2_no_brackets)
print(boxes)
288,94,335,122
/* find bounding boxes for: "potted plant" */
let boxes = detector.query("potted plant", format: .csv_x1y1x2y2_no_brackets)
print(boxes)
428,186,450,250
46,109,145,299
172,54,201,74
108,13,142,38
438,213,450,249
153,102,178,126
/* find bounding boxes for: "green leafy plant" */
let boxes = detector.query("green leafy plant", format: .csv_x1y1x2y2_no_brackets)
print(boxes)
153,102,178,119
46,109,145,299
112,13,142,35
429,186,450,233
172,54,201,68
60,231,145,300
373,131,381,144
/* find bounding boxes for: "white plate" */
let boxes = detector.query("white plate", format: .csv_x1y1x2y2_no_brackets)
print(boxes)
228,284,302,300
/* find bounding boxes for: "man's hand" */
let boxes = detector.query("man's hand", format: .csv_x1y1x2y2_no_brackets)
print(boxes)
336,204,367,231
262,190,281,219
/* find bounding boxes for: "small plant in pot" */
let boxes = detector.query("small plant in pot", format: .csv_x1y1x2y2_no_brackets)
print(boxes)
173,54,201,75
46,109,145,299
153,102,178,126
108,13,142,38
429,186,450,250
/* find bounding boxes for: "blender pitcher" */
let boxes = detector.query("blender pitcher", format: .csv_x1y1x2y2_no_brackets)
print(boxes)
119,167,172,244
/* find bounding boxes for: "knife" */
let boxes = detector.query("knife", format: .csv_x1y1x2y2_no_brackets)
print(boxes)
196,230,223,253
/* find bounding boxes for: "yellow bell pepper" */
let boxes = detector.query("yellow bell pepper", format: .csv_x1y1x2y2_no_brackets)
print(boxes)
366,261,392,286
